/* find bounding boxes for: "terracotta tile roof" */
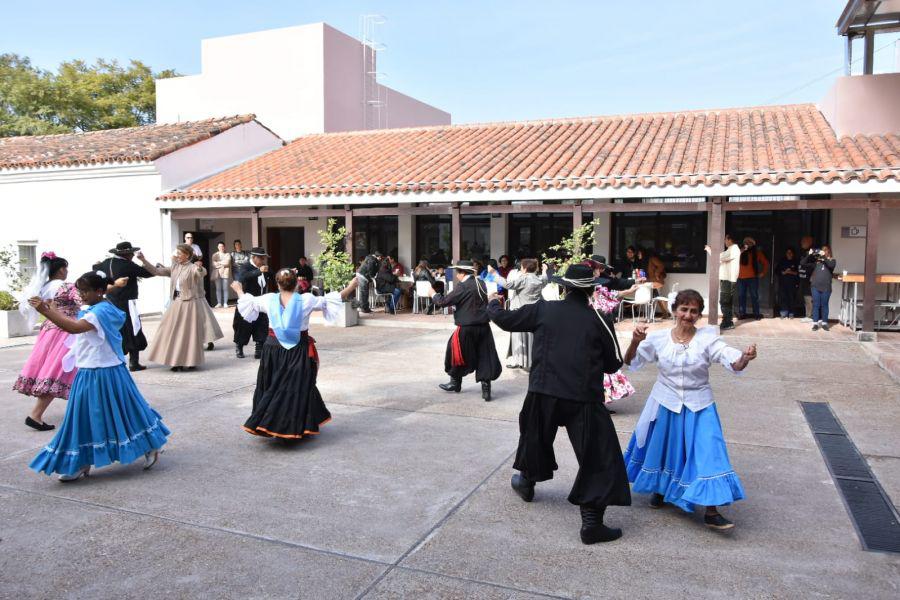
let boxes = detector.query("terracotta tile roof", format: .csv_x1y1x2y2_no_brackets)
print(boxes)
159,104,900,201
0,115,264,169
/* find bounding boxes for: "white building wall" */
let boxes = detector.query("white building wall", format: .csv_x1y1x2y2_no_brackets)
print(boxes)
158,23,449,141
0,164,170,313
397,214,414,270
155,122,283,190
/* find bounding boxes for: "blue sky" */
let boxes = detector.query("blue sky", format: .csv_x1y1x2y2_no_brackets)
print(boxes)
4,0,899,123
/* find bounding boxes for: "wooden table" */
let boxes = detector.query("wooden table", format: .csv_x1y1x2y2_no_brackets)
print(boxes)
838,274,900,331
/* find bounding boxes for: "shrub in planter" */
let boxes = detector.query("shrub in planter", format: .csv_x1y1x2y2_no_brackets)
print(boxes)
313,218,358,327
0,291,16,311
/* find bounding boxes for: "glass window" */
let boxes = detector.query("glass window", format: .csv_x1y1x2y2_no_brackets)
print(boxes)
508,213,574,260
611,212,708,273
461,215,490,260
17,243,37,280
416,215,452,266
352,216,398,264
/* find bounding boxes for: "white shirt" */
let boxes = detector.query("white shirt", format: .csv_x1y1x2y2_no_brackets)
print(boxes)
237,291,344,330
630,326,742,414
63,312,125,371
190,243,202,258
718,244,740,282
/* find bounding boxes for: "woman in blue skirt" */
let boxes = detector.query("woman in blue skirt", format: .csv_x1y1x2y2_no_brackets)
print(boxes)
28,271,170,482
623,289,757,530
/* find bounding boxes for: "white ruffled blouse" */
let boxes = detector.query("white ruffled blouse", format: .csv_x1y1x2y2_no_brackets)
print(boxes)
237,291,344,330
62,312,125,371
630,326,742,447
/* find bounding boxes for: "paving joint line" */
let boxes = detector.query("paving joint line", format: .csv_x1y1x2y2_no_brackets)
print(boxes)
0,483,392,567
354,448,517,600
390,565,572,600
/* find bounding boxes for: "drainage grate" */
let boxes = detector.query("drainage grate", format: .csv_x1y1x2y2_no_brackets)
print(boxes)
800,402,900,554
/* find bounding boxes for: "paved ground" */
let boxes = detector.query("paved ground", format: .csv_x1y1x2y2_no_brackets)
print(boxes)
1,309,899,599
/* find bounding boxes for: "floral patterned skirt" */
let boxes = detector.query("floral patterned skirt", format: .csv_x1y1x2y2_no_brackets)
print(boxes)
14,326,76,400
603,370,635,403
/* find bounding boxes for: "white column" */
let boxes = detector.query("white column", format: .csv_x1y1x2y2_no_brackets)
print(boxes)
490,214,508,258
398,214,414,269
593,212,610,256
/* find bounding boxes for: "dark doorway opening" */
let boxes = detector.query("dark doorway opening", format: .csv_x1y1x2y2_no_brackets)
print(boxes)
726,209,830,315
182,230,223,304
266,227,306,274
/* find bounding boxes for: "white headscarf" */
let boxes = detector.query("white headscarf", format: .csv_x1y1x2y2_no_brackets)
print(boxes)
17,260,50,330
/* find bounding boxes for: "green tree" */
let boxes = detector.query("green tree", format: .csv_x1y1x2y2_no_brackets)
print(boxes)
0,53,178,137
542,218,601,274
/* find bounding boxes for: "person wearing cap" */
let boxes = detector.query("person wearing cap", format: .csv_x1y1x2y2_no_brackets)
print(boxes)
232,247,273,359
93,242,157,372
427,259,502,401
486,263,631,544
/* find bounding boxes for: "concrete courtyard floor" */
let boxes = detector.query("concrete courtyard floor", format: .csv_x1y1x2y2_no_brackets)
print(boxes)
1,309,899,599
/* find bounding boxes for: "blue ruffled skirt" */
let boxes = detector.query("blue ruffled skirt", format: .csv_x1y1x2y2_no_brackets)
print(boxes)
623,403,744,512
30,364,170,476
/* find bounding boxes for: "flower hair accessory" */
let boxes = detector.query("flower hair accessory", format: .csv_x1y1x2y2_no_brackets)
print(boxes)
95,270,107,279
41,251,57,260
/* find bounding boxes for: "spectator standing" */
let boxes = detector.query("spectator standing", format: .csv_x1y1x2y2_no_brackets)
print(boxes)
801,245,836,331
356,251,382,314
737,237,769,320
775,248,800,318
183,232,203,259
211,242,232,308
497,255,512,279
705,234,740,330
797,236,815,322
296,256,315,282
231,240,251,278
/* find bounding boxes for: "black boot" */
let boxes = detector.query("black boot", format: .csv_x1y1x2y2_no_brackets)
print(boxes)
511,473,535,502
235,345,245,359
128,351,146,372
254,343,263,359
438,377,461,392
206,342,214,351
481,381,492,402
580,505,622,544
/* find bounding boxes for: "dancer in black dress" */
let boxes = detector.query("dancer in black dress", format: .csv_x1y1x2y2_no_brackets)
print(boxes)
233,269,358,439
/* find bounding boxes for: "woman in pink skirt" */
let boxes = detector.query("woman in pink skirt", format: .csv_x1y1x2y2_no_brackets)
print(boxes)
15,252,121,431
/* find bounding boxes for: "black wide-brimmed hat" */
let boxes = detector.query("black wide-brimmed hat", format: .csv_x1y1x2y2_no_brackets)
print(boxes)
549,263,597,289
590,254,608,266
110,241,140,255
448,259,478,273
249,247,269,257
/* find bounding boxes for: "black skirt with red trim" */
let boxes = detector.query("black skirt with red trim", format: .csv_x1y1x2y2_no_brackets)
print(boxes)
443,323,502,382
243,331,331,439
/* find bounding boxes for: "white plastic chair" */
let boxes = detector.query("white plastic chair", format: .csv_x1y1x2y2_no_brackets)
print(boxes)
371,278,392,311
621,284,653,322
414,280,433,314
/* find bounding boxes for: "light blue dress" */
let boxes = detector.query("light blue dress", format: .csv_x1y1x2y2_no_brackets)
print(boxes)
30,301,170,476
622,326,745,512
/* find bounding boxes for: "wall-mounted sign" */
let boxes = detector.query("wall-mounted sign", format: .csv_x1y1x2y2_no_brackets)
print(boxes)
199,219,215,231
840,226,866,238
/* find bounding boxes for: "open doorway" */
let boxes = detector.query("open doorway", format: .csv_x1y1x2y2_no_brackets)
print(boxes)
726,210,829,316
267,227,306,272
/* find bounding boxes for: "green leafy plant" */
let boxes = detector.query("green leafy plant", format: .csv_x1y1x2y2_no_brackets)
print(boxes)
542,217,601,274
0,245,30,309
314,218,355,294
0,291,16,311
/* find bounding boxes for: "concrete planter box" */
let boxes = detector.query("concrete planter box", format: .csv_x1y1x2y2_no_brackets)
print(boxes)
328,300,358,328
0,310,32,338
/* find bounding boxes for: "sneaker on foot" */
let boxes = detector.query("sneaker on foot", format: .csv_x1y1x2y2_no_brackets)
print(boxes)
822,323,830,331
704,512,734,530
812,323,820,331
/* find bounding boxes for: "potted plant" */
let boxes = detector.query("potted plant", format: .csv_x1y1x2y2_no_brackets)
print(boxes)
0,245,34,338
314,218,358,327
542,218,601,298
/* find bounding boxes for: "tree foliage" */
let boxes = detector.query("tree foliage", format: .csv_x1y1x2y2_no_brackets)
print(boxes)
542,218,601,274
314,219,356,294
0,53,178,137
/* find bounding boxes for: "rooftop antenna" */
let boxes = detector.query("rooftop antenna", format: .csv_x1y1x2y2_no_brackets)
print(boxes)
360,14,388,130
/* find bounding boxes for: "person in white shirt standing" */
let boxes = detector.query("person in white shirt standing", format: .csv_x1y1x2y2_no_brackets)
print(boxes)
705,234,740,330
183,232,203,259
622,289,756,530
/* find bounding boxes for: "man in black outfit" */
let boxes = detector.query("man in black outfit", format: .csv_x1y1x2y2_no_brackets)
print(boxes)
588,255,641,291
93,241,156,372
356,251,382,313
296,256,315,282
487,263,631,544
232,247,273,359
429,260,502,401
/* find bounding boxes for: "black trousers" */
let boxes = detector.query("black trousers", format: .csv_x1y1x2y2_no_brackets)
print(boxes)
444,323,502,382
514,392,631,508
719,280,736,326
233,309,269,346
